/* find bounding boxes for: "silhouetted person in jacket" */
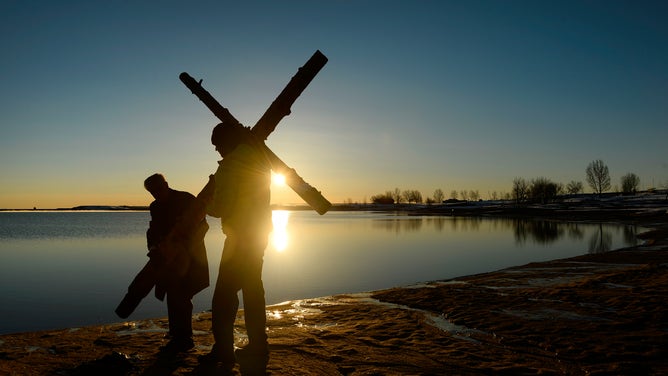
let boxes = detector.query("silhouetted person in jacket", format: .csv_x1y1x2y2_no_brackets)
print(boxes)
199,122,272,369
144,173,209,353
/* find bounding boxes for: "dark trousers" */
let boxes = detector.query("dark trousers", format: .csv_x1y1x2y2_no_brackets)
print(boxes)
166,284,194,341
211,235,268,349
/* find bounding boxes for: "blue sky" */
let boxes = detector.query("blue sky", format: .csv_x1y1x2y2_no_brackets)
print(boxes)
1,1,666,209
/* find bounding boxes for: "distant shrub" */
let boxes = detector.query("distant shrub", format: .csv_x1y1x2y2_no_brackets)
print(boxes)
621,173,640,195
529,177,560,204
371,194,394,204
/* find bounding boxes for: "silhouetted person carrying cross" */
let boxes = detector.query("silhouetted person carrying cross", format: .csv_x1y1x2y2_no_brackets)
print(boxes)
199,122,272,369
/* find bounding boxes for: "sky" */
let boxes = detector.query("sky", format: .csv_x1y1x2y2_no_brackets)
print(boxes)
1,1,667,209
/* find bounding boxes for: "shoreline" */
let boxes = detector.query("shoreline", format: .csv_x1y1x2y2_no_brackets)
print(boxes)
2,190,666,214
1,210,666,375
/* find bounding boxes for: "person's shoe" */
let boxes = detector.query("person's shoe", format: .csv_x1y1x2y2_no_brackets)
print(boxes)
198,345,235,369
235,343,269,358
159,338,194,354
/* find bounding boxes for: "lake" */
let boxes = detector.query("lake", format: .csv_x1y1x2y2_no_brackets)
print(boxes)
0,210,643,335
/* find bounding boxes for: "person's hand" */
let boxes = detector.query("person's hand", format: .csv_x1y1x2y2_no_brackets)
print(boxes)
197,174,216,201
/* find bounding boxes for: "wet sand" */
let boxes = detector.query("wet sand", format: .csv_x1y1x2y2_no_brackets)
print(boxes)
1,222,667,375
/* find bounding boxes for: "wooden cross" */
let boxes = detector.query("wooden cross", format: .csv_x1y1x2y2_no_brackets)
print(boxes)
179,50,331,215
115,52,332,319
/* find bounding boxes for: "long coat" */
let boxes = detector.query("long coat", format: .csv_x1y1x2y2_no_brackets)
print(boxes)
147,188,209,300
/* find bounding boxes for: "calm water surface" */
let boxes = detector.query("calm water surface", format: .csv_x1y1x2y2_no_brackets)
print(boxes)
0,210,642,334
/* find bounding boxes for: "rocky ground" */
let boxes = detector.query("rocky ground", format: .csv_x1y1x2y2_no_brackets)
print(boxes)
1,216,667,375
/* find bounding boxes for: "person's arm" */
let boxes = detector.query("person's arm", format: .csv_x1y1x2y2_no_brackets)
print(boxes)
206,160,239,221
146,204,160,255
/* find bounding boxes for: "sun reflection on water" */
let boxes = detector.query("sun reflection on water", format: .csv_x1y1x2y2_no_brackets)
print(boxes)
271,210,290,252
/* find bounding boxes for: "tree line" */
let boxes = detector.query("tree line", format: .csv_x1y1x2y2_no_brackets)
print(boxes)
369,159,645,205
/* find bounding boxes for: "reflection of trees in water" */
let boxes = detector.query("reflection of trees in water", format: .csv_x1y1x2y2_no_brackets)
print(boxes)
587,223,640,254
513,220,564,245
372,217,424,233
512,220,638,251
622,225,640,247
564,223,585,241
589,223,613,254
373,216,493,234
427,216,447,232
447,217,484,232
511,220,641,252
429,216,526,233
373,216,496,233
371,217,642,251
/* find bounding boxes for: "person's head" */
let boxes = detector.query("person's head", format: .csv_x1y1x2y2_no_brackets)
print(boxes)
211,121,251,157
144,173,169,201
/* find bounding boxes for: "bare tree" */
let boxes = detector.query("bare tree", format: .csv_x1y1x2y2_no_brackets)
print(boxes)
460,190,469,201
392,188,402,204
566,180,584,194
512,177,529,203
413,190,423,204
620,173,640,195
556,182,565,196
433,188,444,203
469,190,480,201
586,159,611,195
402,189,423,204
450,190,458,200
402,190,411,203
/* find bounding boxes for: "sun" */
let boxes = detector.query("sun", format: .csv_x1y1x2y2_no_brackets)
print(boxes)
271,172,286,186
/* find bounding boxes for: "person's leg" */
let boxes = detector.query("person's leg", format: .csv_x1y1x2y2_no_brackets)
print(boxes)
241,258,267,351
201,237,240,365
238,237,269,356
162,286,194,353
166,288,194,343
211,267,240,349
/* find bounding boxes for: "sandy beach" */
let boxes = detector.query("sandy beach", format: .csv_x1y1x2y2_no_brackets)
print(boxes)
1,213,666,375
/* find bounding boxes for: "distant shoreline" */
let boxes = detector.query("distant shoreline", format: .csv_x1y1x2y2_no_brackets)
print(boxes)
0,206,150,212
2,191,667,224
